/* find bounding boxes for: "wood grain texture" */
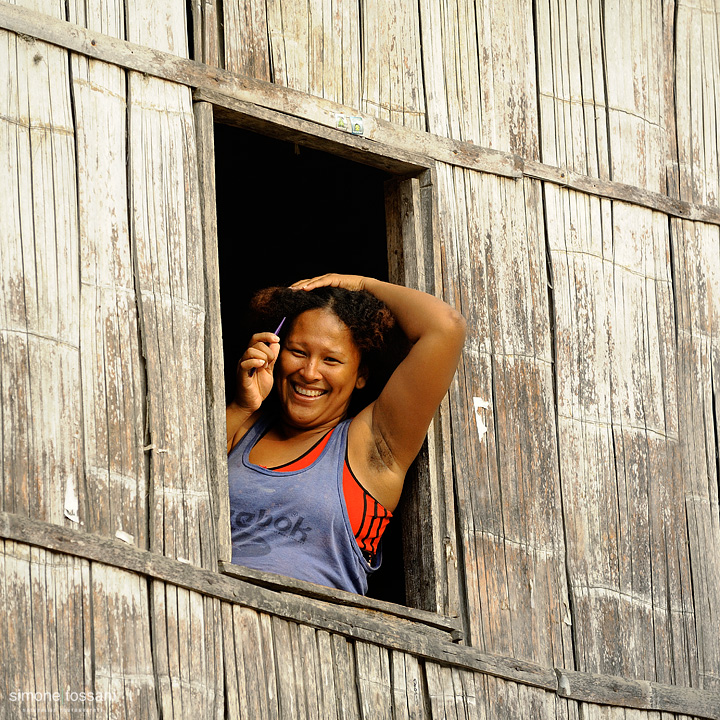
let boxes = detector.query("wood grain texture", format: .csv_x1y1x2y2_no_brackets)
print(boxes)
675,0,720,207
546,186,699,686
419,0,539,156
670,217,720,691
223,0,270,79
0,539,159,718
0,24,82,527
263,0,362,107
127,72,216,568
70,51,149,543
437,164,573,669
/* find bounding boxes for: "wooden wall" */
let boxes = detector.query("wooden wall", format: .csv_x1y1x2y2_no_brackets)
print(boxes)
218,0,720,688
2,0,720,716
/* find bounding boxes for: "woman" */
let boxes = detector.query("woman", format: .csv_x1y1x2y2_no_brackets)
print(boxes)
226,273,466,595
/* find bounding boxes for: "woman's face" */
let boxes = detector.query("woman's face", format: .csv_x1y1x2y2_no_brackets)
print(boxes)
275,308,366,429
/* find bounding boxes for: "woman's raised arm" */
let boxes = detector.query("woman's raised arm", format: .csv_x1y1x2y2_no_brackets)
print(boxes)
291,274,466,480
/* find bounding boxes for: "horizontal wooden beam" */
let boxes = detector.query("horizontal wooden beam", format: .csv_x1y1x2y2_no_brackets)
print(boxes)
2,511,719,718
2,1,719,227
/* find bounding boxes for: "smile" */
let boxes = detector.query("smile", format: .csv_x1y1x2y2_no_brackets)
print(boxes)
292,383,327,398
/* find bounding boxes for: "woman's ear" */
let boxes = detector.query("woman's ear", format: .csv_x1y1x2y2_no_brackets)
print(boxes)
355,365,368,390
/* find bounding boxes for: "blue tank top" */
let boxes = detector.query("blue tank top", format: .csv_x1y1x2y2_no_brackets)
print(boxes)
228,413,376,594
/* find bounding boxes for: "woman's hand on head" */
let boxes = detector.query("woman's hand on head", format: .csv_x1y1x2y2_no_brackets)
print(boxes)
234,331,281,412
290,273,367,292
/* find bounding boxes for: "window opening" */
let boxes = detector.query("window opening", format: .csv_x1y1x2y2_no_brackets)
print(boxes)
214,124,406,603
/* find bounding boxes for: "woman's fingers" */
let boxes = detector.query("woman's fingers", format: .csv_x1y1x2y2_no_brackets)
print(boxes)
290,273,365,291
239,338,280,377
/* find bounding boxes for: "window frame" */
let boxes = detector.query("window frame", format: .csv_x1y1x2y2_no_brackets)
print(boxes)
194,95,460,619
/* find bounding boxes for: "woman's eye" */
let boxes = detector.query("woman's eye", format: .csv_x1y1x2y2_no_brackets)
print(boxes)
325,357,340,364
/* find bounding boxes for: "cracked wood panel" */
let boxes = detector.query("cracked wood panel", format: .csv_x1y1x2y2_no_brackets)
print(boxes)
360,0,425,129
546,186,700,686
127,65,224,720
0,14,81,526
223,0,425,128
127,71,215,568
419,0,539,157
675,0,720,207
438,163,573,668
126,3,224,717
671,217,720,691
0,540,159,718
148,581,224,718
224,0,362,107
67,1,148,542
535,0,674,194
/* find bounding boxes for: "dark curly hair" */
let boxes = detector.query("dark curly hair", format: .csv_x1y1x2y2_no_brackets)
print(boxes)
247,285,406,412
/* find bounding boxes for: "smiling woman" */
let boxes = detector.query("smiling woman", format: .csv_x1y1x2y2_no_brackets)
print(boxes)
225,273,466,595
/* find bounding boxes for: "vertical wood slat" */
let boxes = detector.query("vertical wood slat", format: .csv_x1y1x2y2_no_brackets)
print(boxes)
439,164,572,668
127,71,215,568
70,48,148,544
603,0,672,194
546,187,696,685
670,217,720,690
419,0,539,156
0,20,82,527
224,0,271,79
261,0,361,107
194,101,231,564
674,0,720,207
0,540,159,718
385,175,461,617
360,0,425,129
355,641,393,720
534,0,610,179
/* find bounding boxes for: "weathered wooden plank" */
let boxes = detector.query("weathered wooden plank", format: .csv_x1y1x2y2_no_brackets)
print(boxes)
149,581,224,718
390,651,426,720
670,216,720,691
425,662,460,720
4,512,720,715
384,174,461,616
0,540,158,717
360,0,425,129
534,0,610,179
231,605,275,717
316,630,341,720
0,23,83,528
440,167,572,668
223,0,270,79
331,634,362,720
355,641,394,720
546,186,703,688
127,72,216,569
69,50,149,544
419,0,538,156
264,0,361,107
675,0,720,206
126,0,187,56
194,101,231,563
271,617,306,719
4,5,720,225
557,668,720,717
221,559,462,637
603,0,672,194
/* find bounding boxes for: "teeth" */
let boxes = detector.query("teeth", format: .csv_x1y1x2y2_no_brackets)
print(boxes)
294,384,325,397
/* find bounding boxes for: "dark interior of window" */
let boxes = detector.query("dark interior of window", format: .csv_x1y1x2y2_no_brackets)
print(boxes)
214,124,406,603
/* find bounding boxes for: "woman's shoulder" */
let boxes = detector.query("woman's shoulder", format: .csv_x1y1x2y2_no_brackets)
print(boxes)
227,408,266,454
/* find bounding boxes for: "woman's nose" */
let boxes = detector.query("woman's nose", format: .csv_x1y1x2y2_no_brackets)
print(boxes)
299,357,321,380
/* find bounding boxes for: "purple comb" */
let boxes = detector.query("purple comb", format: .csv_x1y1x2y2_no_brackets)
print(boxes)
248,317,286,376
